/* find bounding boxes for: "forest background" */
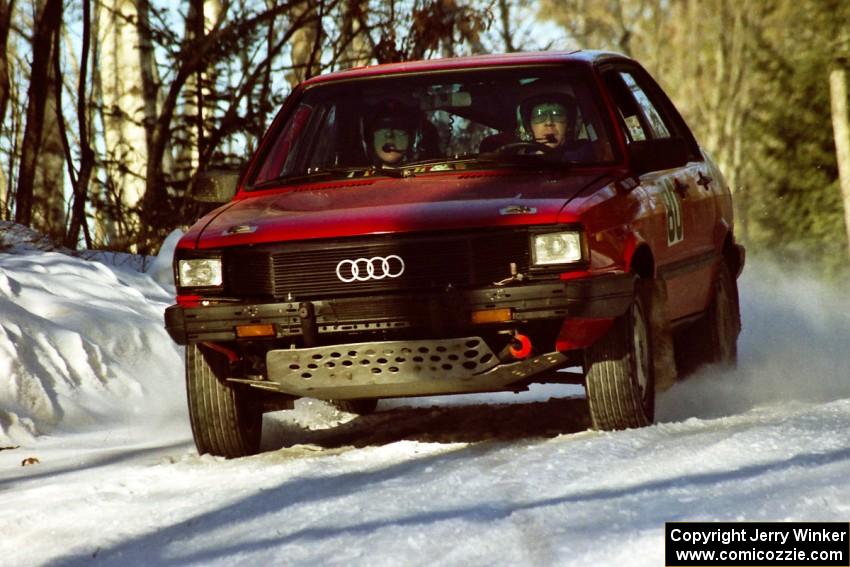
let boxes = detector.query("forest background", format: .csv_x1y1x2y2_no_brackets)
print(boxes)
1,0,849,276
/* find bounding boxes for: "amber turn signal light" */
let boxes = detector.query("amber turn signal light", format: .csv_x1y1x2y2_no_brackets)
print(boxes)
235,324,276,338
470,308,512,324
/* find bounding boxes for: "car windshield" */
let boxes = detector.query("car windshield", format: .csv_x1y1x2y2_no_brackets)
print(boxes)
249,65,618,188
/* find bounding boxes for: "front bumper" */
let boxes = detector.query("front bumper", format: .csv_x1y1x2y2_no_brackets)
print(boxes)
164,273,635,345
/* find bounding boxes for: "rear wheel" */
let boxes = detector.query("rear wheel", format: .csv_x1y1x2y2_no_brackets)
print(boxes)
675,260,740,374
584,285,655,430
705,261,740,365
186,344,262,458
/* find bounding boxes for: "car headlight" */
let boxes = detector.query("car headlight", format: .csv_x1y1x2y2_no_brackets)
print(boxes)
177,258,223,287
532,231,583,265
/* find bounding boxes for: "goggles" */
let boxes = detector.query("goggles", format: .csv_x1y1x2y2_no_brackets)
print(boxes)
530,103,568,125
374,127,410,141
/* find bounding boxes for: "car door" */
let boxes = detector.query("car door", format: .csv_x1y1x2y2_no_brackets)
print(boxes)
600,64,716,320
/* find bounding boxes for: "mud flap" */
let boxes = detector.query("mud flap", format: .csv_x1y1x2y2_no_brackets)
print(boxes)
644,279,677,392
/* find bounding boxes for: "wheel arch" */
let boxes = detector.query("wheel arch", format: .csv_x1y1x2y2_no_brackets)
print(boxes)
628,243,655,279
722,232,745,279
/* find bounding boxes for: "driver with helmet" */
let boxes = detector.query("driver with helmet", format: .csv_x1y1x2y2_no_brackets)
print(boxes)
518,92,578,152
369,111,415,166
366,100,439,167
479,89,589,159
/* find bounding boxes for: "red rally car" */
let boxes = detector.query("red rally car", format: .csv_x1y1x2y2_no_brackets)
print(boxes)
165,50,745,458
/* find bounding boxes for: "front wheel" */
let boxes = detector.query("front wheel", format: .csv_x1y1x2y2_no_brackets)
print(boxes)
186,344,262,458
584,286,655,430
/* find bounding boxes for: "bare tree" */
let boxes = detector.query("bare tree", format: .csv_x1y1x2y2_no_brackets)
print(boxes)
287,0,324,87
498,0,515,52
95,0,153,248
177,0,224,176
195,11,321,175
35,0,67,239
537,0,643,55
14,0,62,230
64,0,94,248
4,0,502,251
136,1,327,251
340,0,370,68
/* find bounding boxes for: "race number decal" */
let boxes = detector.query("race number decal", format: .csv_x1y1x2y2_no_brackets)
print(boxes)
659,179,684,245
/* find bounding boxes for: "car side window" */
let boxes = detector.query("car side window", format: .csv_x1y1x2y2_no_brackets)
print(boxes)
603,71,650,143
619,71,671,139
602,66,702,162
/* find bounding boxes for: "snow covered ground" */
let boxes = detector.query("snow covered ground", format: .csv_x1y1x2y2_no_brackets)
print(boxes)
1,221,849,566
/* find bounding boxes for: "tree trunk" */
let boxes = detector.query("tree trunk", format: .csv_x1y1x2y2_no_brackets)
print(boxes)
66,0,94,248
35,7,67,240
0,0,14,131
96,0,155,249
0,0,13,213
177,0,222,176
440,0,456,58
287,1,322,87
829,59,850,264
341,0,369,68
136,0,159,167
498,0,515,53
14,0,62,228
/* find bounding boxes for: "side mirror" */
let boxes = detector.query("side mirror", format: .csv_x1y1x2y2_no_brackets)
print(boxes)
628,137,690,176
192,170,240,203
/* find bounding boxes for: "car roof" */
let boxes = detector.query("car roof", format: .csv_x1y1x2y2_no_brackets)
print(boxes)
301,50,628,87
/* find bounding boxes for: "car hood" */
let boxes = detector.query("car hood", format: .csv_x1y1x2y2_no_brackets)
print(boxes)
188,170,608,249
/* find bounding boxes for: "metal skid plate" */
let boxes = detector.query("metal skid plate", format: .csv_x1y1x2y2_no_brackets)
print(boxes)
268,337,498,385
266,337,567,399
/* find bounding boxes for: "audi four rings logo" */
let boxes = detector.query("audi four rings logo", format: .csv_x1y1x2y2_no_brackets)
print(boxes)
336,255,405,282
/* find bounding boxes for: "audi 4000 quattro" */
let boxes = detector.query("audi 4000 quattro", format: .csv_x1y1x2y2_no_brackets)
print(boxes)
165,51,744,458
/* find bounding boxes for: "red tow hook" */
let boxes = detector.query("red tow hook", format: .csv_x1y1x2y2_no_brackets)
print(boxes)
200,341,240,364
508,333,533,359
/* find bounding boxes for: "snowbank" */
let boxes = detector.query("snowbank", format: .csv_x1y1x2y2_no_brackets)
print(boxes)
0,224,184,444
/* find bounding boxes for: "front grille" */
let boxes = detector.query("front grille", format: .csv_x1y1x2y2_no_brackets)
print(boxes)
323,297,426,321
224,229,530,300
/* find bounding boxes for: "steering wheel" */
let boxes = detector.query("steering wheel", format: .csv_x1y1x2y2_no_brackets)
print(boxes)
491,141,555,155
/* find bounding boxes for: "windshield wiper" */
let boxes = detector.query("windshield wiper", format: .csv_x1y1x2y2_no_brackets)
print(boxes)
313,165,413,179
253,165,414,189
371,165,412,178
252,172,329,189
253,167,372,188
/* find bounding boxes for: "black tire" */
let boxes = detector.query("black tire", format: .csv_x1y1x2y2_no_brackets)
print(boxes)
584,286,655,430
331,399,379,415
705,260,740,365
675,260,740,374
186,344,262,458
